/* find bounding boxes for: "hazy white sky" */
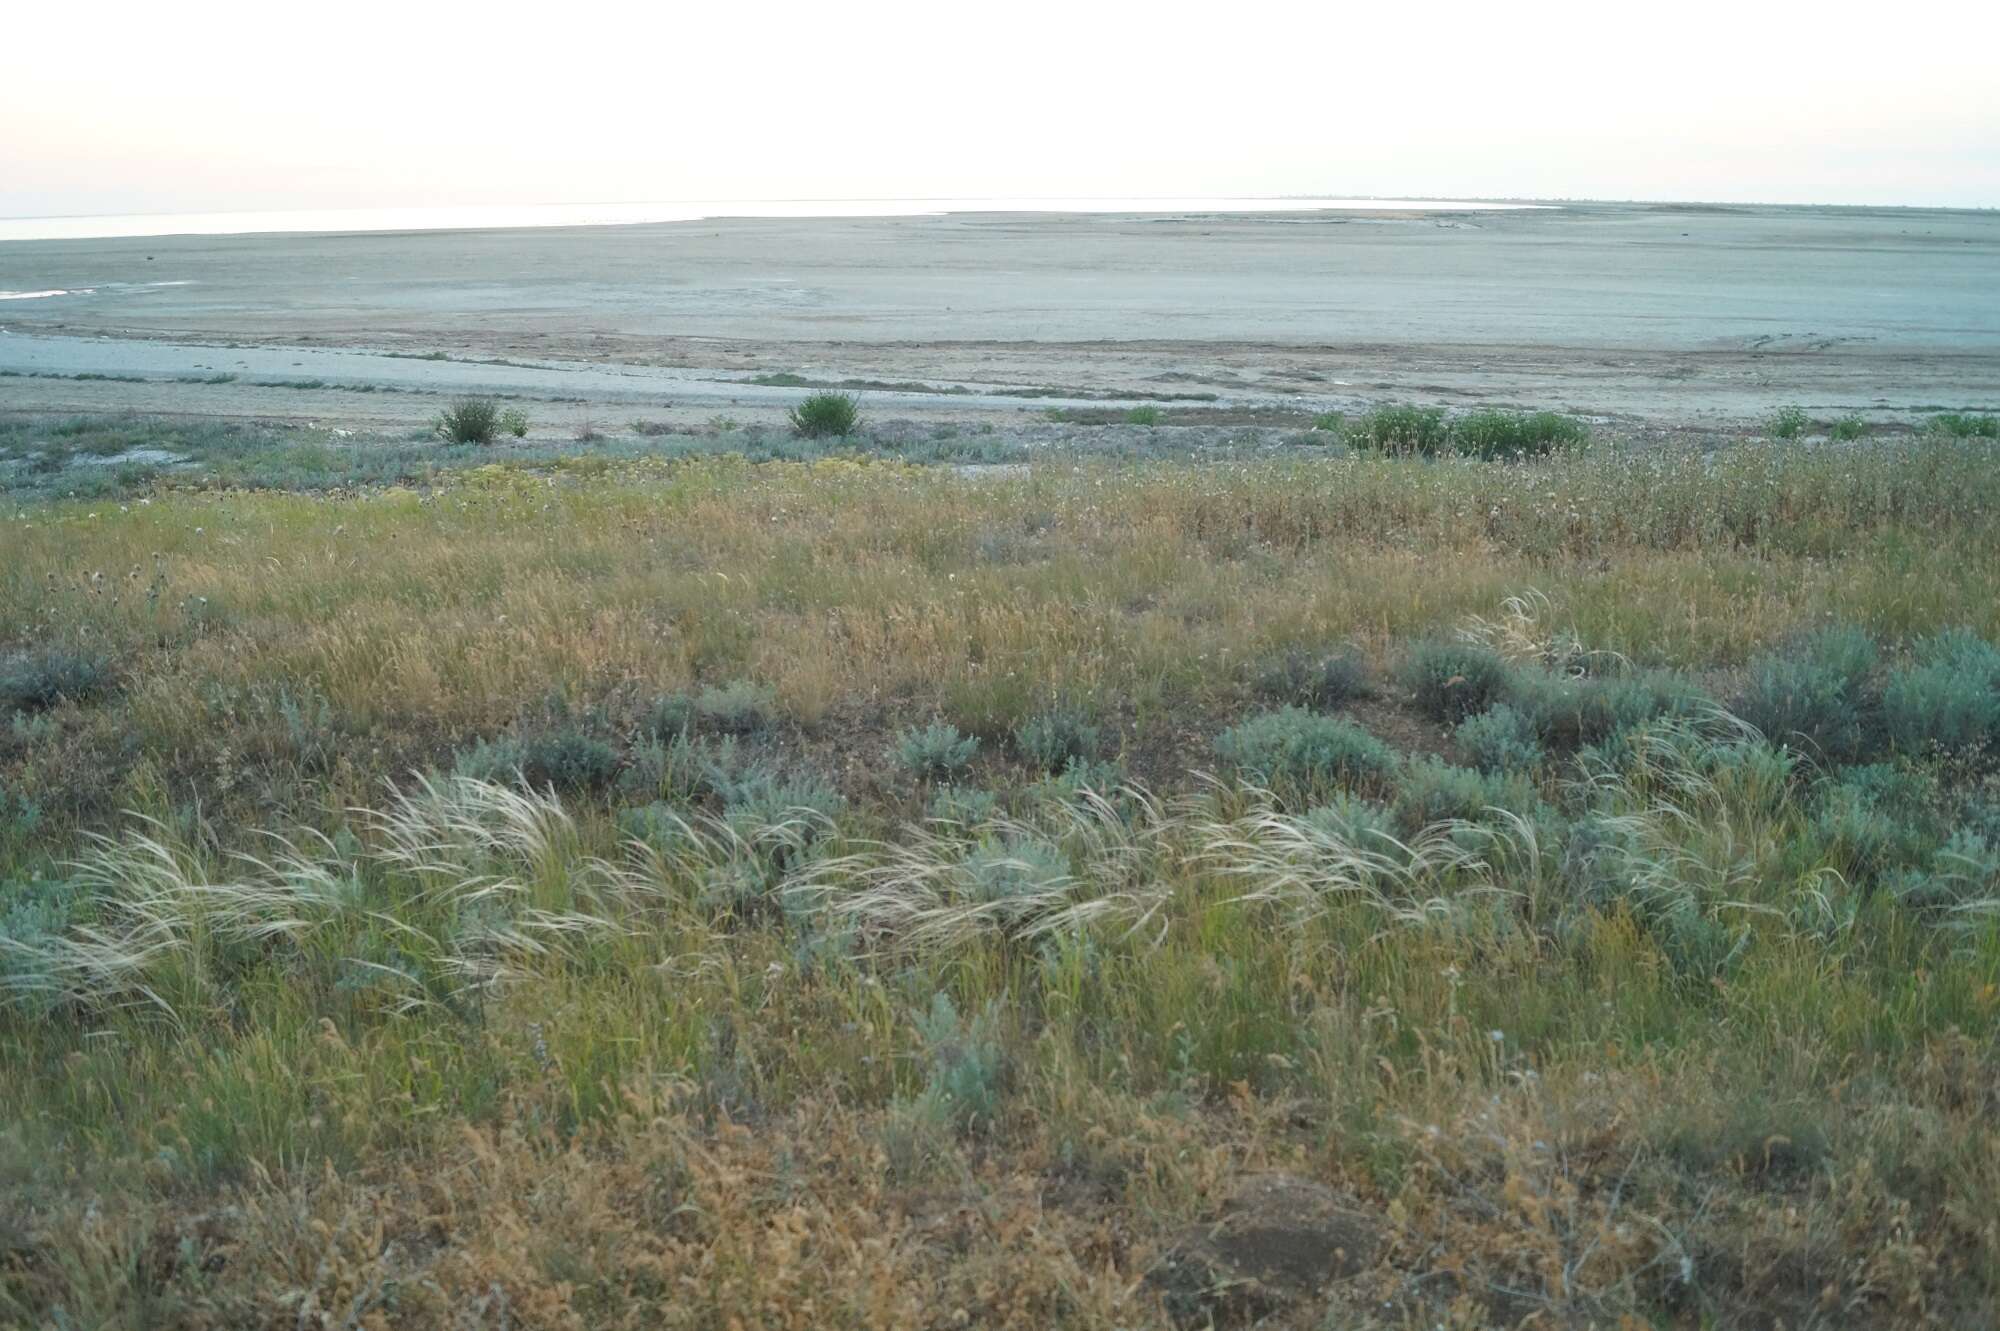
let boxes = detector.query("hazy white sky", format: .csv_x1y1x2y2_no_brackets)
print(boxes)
6,0,1997,217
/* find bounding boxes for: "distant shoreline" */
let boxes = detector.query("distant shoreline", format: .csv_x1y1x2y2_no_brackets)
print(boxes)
0,197,1550,244
8,197,1994,246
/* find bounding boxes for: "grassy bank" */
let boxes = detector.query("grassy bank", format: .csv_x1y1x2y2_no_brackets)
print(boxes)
3,421,2000,1327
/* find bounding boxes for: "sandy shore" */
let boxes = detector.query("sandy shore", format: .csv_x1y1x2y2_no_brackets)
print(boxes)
3,201,1997,428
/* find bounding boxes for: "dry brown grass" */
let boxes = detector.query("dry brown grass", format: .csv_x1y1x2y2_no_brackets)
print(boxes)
7,442,2000,1327
7,1051,1991,1328
6,449,1997,839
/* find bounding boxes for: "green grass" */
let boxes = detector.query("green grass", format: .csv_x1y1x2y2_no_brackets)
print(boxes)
3,417,2000,1326
1447,408,1590,458
1346,403,1450,453
1346,405,1589,458
1932,411,1999,438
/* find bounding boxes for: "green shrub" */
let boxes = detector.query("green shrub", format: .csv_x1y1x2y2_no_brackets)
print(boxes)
1697,737,1800,812
453,729,620,793
1930,412,1999,439
1768,405,1810,439
0,875,82,1016
1511,668,1710,752
1812,779,1941,887
648,692,696,738
895,722,980,779
435,397,502,444
928,784,999,825
693,680,776,734
914,993,1007,1130
219,682,339,774
1124,405,1162,427
1830,761,1940,818
1830,414,1867,441
1650,902,1753,984
1349,405,1450,455
1031,756,1127,806
0,779,45,845
1801,763,1950,893
0,648,114,713
1449,410,1589,459
1802,624,1880,685
959,835,1071,907
1345,406,1585,459
1888,830,2000,913
637,759,845,912
1606,670,1712,731
1455,704,1545,773
1560,812,1638,904
789,391,860,439
1884,629,2000,759
1253,647,1370,710
1403,641,1513,724
1310,411,1344,433
1214,707,1397,793
1390,757,1538,835
619,730,723,802
718,767,845,831
618,801,692,853
1013,707,1100,773
516,731,621,794
1734,625,1882,763
1301,795,1401,853
498,407,530,438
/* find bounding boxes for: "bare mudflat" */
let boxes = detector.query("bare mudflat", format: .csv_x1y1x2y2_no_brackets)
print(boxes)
3,200,1997,429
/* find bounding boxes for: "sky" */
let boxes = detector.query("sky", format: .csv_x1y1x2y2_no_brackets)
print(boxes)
6,0,1998,218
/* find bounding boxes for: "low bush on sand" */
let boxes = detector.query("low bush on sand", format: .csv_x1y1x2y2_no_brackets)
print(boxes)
790,390,861,438
1932,411,1998,438
1769,404,1810,439
1345,405,1587,458
435,396,503,444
